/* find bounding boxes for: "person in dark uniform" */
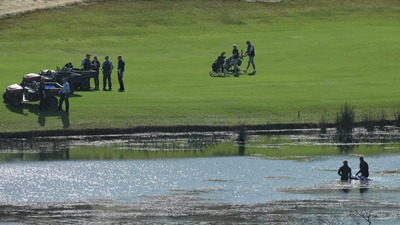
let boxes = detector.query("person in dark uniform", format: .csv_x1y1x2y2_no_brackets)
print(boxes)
232,44,239,75
58,77,70,113
338,160,352,181
117,55,125,91
101,55,114,91
355,157,369,178
91,56,100,90
81,54,92,70
243,40,256,74
64,62,74,69
38,78,47,111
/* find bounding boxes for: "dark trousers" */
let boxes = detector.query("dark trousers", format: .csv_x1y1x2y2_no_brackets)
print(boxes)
103,71,112,89
118,73,124,90
58,93,69,112
39,95,47,110
94,70,99,87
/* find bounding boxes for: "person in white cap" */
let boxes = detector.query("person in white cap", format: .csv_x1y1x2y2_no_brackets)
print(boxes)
232,44,239,75
243,40,256,74
58,77,70,113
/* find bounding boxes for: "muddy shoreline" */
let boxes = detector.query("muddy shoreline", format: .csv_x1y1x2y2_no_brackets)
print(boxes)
0,123,324,139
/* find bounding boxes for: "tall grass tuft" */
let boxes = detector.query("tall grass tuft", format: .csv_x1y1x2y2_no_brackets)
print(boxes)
335,102,355,142
394,105,400,127
378,110,386,131
362,112,375,132
319,111,328,134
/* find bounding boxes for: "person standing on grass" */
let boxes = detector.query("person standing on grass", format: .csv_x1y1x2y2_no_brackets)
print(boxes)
58,77,70,113
117,55,125,91
338,160,352,181
355,157,369,178
102,55,114,91
38,78,47,111
91,56,100,90
243,40,256,74
232,44,239,75
81,54,92,70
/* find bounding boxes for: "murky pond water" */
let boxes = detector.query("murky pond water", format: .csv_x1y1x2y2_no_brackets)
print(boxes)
1,128,400,224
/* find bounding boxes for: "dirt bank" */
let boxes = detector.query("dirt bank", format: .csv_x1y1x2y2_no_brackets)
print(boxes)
0,0,85,18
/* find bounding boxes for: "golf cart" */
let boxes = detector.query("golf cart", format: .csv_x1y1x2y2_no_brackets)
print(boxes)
3,81,62,107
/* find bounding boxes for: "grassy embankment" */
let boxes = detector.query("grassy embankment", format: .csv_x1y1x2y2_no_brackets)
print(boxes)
0,0,400,135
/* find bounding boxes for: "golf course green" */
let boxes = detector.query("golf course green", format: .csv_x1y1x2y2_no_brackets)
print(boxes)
1,0,400,134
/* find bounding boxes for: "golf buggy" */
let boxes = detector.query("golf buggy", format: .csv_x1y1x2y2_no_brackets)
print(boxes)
40,66,97,93
209,51,243,77
3,81,62,107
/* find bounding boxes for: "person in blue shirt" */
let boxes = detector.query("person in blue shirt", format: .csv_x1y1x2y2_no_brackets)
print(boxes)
243,40,256,74
81,54,92,70
101,55,114,91
58,77,70,113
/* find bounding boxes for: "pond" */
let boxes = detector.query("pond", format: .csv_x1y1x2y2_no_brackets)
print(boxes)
0,128,400,224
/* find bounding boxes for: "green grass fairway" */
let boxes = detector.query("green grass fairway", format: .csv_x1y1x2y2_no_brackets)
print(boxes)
1,0,400,133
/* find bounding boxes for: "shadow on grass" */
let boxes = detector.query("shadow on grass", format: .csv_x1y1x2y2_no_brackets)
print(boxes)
4,102,70,128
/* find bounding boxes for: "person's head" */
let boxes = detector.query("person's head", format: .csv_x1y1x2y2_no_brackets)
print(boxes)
117,55,122,61
246,40,251,45
68,61,72,65
233,44,237,49
360,157,364,162
105,55,109,61
62,77,67,83
86,54,91,59
343,160,348,166
94,56,98,61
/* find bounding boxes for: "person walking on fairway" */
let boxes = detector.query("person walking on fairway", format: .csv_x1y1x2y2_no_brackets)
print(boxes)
58,77,70,113
91,56,100,90
243,40,256,74
232,44,240,75
81,54,92,70
102,55,114,91
355,157,369,178
338,160,352,181
117,55,125,91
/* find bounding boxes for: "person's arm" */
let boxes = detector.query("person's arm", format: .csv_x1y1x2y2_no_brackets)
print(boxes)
81,59,85,69
338,168,342,176
66,83,70,95
110,62,114,74
348,168,352,178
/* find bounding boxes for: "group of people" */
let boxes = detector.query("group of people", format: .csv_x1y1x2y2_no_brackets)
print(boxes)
55,54,126,113
231,40,256,75
338,157,369,181
80,54,125,91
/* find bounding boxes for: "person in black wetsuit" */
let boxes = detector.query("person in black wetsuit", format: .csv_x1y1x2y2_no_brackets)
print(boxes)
355,157,369,178
338,160,352,181
38,78,47,111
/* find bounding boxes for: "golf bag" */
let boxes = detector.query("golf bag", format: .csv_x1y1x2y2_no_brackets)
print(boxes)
209,52,226,76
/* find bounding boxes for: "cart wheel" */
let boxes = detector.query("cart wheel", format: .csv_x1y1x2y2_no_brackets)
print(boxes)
10,96,21,107
224,71,229,76
209,71,214,76
3,92,10,102
47,96,59,107
218,71,222,76
80,79,90,91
